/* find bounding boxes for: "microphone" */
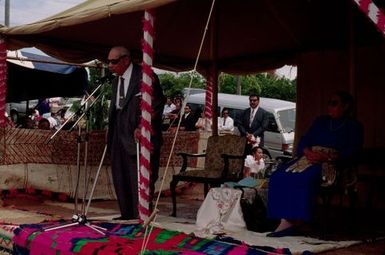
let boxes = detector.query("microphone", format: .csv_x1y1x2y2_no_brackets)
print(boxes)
97,72,114,83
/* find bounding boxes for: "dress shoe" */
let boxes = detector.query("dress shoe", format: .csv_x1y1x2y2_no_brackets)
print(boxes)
266,226,297,237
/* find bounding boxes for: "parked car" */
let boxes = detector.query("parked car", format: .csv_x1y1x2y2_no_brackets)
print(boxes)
186,92,296,158
6,100,39,115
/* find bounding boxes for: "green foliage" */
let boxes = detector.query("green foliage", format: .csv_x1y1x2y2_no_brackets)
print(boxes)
76,67,112,131
255,73,296,102
218,74,261,95
159,72,206,97
159,71,296,102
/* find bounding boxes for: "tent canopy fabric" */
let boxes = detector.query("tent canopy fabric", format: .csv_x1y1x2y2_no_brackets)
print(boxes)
6,51,88,102
0,0,383,75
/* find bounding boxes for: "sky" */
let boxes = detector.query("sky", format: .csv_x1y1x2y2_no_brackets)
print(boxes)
0,0,84,26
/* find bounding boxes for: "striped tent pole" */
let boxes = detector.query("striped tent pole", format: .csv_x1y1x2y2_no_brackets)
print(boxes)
139,9,155,222
204,79,213,122
0,39,7,128
353,0,385,36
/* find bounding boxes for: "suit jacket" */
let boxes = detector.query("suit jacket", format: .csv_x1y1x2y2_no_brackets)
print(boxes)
181,113,197,131
237,107,269,145
107,63,165,154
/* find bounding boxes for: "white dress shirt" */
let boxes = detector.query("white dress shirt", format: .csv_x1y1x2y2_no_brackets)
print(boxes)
218,116,234,133
163,103,176,115
116,63,133,109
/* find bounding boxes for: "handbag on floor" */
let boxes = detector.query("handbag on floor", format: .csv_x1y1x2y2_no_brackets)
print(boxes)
236,187,276,232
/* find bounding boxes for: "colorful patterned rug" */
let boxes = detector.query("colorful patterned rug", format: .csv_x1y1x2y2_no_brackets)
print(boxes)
12,221,309,255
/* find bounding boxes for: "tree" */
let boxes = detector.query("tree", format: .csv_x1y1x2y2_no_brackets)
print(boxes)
158,71,296,101
158,72,206,97
256,73,296,102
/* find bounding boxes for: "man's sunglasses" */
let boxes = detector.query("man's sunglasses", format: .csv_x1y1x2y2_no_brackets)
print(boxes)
107,55,127,65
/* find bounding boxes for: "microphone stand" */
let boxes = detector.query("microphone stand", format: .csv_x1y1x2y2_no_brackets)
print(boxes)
44,76,112,235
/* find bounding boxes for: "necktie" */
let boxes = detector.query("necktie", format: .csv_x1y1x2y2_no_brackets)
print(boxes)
249,108,255,127
223,118,226,126
119,76,125,108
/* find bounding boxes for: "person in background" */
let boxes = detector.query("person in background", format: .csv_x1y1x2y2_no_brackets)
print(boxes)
9,109,18,127
195,108,212,132
162,96,176,131
266,91,363,237
165,97,183,130
45,112,59,130
218,108,234,134
55,108,68,126
36,98,50,116
38,118,51,130
179,104,197,131
243,143,265,178
4,112,15,128
163,96,176,117
236,94,269,154
106,46,165,220
173,96,183,111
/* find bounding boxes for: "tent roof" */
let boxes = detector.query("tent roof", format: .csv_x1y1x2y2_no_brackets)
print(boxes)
0,0,384,74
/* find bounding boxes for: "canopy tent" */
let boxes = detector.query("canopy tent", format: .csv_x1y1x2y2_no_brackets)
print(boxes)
6,51,88,102
0,0,383,75
0,0,384,223
0,0,384,163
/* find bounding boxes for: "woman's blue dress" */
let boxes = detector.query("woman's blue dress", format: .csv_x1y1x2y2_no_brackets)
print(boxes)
267,115,363,221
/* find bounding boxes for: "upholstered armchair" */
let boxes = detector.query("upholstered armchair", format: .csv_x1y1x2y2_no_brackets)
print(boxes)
170,135,247,216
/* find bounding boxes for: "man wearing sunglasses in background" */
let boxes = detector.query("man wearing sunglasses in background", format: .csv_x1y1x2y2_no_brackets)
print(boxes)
236,94,269,155
106,46,165,220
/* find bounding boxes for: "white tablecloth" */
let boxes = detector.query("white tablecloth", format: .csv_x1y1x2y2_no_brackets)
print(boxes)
196,187,246,234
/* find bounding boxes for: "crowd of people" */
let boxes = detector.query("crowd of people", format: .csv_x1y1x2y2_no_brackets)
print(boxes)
5,99,69,130
162,96,239,134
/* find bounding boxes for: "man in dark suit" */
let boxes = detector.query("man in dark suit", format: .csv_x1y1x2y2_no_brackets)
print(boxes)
107,46,165,220
180,104,197,131
237,94,269,154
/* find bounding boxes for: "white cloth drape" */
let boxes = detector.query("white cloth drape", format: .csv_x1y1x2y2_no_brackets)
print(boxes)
196,187,246,234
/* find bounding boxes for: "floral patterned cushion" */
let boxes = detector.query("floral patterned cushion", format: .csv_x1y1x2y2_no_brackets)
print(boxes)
180,135,246,178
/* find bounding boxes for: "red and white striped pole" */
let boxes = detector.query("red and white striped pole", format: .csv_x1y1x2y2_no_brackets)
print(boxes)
353,0,385,36
204,80,213,122
139,9,155,222
0,39,7,128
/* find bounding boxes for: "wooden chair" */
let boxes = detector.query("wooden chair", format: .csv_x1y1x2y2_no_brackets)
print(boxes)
170,135,247,217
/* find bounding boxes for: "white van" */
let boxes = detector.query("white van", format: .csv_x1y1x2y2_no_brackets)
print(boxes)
186,92,296,158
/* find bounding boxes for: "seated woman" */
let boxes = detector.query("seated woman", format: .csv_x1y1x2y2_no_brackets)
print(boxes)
267,91,363,237
244,144,265,178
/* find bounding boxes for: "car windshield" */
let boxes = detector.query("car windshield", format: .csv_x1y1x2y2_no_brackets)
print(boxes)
277,108,296,133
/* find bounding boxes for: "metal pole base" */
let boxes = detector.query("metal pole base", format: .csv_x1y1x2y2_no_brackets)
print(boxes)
43,214,107,235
